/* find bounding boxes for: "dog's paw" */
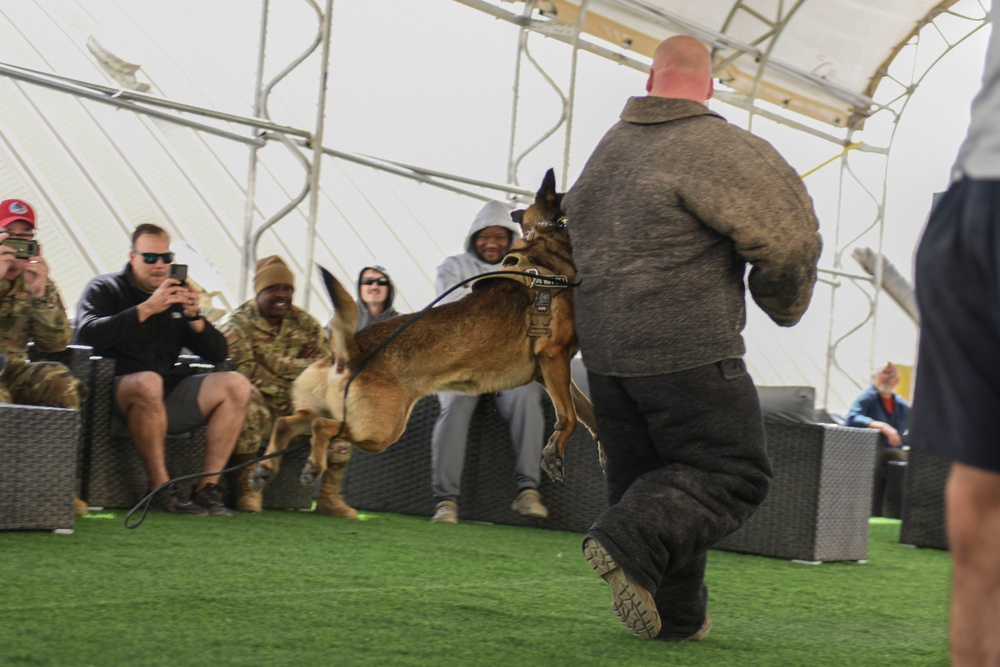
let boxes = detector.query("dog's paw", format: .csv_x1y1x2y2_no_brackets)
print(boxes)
300,461,320,487
541,443,565,482
249,463,275,492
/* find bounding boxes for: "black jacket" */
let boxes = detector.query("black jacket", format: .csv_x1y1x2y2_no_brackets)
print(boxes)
74,264,228,387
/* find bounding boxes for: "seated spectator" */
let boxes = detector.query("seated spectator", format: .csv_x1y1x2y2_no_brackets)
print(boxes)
0,199,87,514
846,361,910,514
74,223,251,516
218,255,357,518
429,200,549,524
356,265,399,330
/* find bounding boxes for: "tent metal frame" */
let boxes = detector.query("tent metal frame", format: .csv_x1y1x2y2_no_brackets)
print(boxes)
0,0,989,405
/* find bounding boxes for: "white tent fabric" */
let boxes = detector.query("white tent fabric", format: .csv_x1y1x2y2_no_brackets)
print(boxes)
0,0,987,412
532,0,959,127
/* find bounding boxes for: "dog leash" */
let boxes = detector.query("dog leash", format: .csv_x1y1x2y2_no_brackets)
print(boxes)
124,440,309,529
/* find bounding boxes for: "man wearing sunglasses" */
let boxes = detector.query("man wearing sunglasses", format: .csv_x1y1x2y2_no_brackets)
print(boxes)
356,265,398,330
74,223,251,516
0,198,87,513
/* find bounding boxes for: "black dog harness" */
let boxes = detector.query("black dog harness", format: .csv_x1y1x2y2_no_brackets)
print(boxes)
473,226,572,339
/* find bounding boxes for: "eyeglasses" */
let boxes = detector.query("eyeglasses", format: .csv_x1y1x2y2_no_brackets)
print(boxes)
135,251,175,264
360,277,389,286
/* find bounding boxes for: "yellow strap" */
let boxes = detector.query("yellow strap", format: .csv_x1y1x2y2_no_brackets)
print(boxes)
800,141,862,179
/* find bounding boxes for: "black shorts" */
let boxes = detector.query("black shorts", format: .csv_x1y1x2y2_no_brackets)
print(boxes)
113,373,209,436
909,177,1000,472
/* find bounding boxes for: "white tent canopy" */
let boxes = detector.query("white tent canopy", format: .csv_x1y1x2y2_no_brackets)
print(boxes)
0,0,989,412
490,0,961,128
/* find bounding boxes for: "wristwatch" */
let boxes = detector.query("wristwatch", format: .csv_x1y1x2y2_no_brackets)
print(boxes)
184,309,204,322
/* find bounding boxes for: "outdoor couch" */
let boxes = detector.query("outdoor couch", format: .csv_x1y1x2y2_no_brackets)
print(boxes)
80,354,313,511
713,416,880,562
1,344,92,531
898,448,949,550
340,395,608,533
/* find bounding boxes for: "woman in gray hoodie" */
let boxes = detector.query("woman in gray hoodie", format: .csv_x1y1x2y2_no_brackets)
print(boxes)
355,264,398,331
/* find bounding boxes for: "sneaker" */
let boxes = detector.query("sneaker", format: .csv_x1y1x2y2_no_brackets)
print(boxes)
191,483,233,517
511,488,548,519
431,500,459,524
152,483,209,515
583,537,661,639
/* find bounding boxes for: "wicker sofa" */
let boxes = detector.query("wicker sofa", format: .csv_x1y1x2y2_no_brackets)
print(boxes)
340,395,608,533
1,344,93,531
80,355,313,510
0,404,81,531
898,448,949,550
713,417,880,562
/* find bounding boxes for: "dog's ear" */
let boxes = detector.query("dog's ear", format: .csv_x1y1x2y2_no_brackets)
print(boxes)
510,208,524,230
537,168,557,204
318,265,339,304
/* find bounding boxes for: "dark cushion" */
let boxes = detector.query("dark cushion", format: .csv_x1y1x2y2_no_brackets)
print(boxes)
757,385,816,423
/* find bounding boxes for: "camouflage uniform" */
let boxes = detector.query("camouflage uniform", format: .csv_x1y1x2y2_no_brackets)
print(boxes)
217,300,330,455
0,274,82,409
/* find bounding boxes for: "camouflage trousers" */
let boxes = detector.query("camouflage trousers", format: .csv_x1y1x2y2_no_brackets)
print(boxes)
236,386,299,456
237,387,352,464
0,360,84,409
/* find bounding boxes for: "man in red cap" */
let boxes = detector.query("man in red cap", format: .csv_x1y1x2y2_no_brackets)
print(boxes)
0,198,86,513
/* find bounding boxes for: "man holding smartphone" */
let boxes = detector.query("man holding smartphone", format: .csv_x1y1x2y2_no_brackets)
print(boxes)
0,198,86,512
74,223,251,516
0,199,82,407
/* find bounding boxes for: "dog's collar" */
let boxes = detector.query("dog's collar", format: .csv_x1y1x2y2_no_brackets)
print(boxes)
471,252,570,340
477,252,571,291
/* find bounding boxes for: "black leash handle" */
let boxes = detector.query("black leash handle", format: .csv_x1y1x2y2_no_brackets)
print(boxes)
125,439,310,529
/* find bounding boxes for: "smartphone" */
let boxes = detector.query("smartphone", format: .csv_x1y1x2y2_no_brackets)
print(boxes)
2,238,39,259
169,263,188,284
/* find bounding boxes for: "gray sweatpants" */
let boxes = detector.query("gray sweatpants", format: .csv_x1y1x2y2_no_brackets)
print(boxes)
431,382,546,500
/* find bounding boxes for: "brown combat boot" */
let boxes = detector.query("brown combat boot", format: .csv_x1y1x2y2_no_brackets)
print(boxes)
232,453,263,513
315,462,358,519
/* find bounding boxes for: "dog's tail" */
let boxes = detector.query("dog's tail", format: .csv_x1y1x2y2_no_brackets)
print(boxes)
318,265,360,366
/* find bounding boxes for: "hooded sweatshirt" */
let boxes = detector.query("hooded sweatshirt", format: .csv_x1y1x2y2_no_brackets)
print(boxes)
434,200,521,304
356,264,399,330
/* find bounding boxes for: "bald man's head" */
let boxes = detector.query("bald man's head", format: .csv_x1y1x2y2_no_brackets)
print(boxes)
646,35,714,103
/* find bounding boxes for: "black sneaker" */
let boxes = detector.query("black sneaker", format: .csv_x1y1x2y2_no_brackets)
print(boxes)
152,483,209,515
191,483,233,516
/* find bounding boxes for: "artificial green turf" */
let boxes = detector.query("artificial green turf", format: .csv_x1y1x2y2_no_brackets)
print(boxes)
0,512,950,666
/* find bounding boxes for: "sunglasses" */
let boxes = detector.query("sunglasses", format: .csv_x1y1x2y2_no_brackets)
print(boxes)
135,251,175,265
360,277,389,286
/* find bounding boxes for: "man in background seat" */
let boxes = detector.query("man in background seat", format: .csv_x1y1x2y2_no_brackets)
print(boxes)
219,255,356,518
846,361,910,516
0,198,86,514
74,223,250,516
429,200,549,525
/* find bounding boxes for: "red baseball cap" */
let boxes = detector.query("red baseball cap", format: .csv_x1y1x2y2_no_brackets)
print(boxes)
0,199,36,228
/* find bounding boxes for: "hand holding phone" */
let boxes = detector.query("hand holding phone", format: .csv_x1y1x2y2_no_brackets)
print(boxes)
169,263,188,284
166,264,188,319
1,238,39,259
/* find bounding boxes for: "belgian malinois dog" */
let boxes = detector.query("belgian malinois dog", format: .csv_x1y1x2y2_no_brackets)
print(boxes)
250,169,598,493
